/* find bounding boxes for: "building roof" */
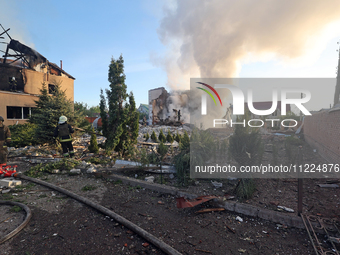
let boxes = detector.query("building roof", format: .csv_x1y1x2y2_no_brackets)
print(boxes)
48,62,75,80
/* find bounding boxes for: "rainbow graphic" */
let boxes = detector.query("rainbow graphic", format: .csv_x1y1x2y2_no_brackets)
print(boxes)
196,82,222,106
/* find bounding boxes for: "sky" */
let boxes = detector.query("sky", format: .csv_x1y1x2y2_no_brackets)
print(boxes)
1,0,340,110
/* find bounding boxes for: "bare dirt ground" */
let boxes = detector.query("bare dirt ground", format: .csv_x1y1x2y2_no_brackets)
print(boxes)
0,163,321,255
0,135,339,255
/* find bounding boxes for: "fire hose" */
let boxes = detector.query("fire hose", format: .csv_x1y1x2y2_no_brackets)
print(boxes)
0,201,32,245
12,173,182,255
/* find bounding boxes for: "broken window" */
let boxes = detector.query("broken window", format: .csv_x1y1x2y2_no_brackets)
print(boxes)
48,84,56,94
7,106,31,119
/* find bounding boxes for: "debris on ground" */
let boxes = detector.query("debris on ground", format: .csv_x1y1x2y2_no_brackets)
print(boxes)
277,205,294,213
176,196,218,208
236,216,243,222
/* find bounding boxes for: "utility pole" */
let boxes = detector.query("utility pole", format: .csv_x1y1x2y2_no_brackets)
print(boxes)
333,41,340,106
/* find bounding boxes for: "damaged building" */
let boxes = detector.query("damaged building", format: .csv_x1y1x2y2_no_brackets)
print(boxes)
0,26,75,125
148,87,190,125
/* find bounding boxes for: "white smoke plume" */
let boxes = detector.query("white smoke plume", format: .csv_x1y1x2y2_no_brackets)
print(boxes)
156,0,340,90
0,2,34,53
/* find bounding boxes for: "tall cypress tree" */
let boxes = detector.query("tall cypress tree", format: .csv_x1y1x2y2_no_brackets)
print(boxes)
100,55,139,155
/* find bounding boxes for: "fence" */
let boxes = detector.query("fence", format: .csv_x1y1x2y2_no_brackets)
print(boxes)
303,109,340,163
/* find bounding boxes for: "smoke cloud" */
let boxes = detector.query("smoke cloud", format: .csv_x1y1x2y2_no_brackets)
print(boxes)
156,0,340,90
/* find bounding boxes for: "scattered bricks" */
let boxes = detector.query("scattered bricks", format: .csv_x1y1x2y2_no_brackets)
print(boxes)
235,203,259,217
0,178,22,187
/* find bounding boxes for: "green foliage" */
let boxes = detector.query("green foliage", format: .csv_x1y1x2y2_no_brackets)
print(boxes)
229,114,262,200
174,132,181,143
86,157,110,165
180,131,190,151
147,152,158,164
285,136,303,146
151,130,158,142
138,148,149,167
166,130,174,143
29,82,79,144
99,56,139,156
173,152,190,186
10,205,22,212
139,111,148,120
228,119,263,167
157,142,168,159
74,102,100,117
190,128,215,167
235,179,256,200
115,92,139,156
88,128,99,153
144,133,150,141
81,185,97,191
8,123,38,147
158,129,166,143
25,158,80,177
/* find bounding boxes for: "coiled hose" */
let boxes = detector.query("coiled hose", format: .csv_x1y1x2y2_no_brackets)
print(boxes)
14,173,182,255
0,200,32,244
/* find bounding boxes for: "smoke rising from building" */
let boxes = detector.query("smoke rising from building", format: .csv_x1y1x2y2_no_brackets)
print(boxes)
156,0,340,90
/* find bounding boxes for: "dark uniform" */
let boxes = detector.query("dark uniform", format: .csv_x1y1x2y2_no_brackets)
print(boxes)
0,117,11,164
54,120,74,157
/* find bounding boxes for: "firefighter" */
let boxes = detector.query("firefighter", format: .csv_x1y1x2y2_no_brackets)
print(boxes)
53,116,75,157
0,116,11,164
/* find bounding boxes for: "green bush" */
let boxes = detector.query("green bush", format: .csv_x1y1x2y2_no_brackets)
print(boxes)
138,148,149,167
8,123,38,148
147,152,158,164
166,130,174,143
158,129,166,143
144,133,150,141
229,115,263,200
180,130,190,151
25,158,80,177
235,179,256,200
174,132,181,143
157,142,168,159
151,131,158,143
88,128,99,153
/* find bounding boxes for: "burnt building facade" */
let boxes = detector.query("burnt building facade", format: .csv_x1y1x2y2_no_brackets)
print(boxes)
0,27,75,125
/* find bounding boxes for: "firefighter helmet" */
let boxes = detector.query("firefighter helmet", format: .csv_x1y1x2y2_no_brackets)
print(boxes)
59,116,67,124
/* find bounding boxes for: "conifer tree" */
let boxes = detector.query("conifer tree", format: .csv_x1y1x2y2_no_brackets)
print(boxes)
99,55,139,155
166,129,174,143
158,129,166,143
30,82,75,143
115,92,139,156
181,131,190,150
174,132,181,143
144,133,150,141
151,130,158,142
100,55,127,151
88,128,99,153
